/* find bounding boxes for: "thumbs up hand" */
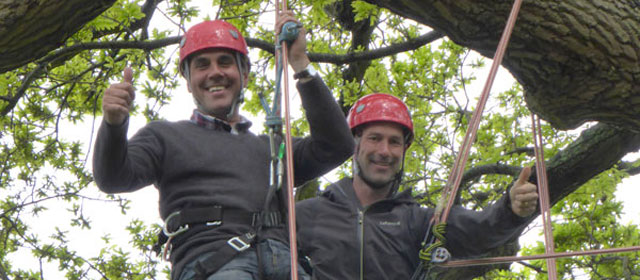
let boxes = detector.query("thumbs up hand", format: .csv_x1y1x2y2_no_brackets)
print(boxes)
103,67,135,125
509,166,539,217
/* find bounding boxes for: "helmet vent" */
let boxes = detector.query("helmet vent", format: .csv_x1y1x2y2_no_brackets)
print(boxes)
229,30,239,39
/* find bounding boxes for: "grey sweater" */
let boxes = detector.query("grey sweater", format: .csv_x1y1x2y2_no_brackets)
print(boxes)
92,76,354,278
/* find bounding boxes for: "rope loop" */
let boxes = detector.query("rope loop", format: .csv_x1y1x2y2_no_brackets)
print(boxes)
419,222,448,266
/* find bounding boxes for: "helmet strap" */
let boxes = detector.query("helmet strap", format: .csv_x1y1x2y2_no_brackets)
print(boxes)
226,52,247,120
182,59,192,91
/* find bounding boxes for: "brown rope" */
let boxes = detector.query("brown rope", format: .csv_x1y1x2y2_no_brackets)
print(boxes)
438,245,640,267
531,114,557,278
275,1,299,279
435,0,524,224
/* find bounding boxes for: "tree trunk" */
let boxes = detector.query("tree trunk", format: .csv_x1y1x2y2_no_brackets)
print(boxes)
0,0,117,73
366,0,640,133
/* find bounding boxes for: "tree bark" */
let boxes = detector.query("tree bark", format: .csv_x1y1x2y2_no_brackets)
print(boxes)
366,0,640,133
0,0,117,73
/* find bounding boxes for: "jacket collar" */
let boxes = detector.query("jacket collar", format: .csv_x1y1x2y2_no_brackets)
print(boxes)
323,177,415,208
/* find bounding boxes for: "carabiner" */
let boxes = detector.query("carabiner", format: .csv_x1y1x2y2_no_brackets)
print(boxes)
163,211,189,237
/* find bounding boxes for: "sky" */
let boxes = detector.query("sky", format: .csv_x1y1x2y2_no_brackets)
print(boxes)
9,4,640,279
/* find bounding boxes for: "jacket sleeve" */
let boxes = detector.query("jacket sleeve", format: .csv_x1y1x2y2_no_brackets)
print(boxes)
290,75,354,185
92,119,161,193
443,194,529,258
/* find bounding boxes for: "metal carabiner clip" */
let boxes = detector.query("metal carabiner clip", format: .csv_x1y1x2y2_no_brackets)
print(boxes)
431,247,451,264
163,211,189,237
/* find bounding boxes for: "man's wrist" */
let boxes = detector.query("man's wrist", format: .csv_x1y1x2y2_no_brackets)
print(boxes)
293,64,317,80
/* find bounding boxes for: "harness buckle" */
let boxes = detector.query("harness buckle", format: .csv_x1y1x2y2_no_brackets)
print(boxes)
206,221,222,226
227,234,253,252
163,211,189,237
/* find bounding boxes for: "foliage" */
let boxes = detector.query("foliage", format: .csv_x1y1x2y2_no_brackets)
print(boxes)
0,0,637,279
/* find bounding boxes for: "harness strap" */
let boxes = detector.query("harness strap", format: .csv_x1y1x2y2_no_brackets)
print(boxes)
194,231,257,280
153,207,283,257
165,208,283,234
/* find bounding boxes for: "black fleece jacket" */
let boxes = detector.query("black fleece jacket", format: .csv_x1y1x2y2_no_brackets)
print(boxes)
296,177,529,280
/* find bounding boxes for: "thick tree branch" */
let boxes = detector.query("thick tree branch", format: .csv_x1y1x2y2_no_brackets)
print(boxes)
365,0,640,132
461,163,521,184
309,31,444,64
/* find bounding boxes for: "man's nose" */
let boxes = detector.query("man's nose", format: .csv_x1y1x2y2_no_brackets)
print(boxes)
206,64,224,79
377,140,392,157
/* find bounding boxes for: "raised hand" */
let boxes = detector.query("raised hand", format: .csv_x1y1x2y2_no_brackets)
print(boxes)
275,11,311,73
510,166,539,217
102,67,135,125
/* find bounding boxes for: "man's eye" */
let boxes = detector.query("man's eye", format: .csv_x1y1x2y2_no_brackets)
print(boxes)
218,57,235,66
194,61,209,68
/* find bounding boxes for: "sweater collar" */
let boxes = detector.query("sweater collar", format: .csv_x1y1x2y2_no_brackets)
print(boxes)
190,109,252,134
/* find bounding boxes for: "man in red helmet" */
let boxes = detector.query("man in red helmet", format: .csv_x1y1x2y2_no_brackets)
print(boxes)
93,12,353,280
296,93,539,279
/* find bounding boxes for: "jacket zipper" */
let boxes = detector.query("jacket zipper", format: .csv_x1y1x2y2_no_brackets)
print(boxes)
358,209,365,280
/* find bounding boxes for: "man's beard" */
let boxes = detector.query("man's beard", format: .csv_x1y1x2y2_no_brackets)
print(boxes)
355,160,397,190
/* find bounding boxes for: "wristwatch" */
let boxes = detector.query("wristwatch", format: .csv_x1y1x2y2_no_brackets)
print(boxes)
293,64,317,80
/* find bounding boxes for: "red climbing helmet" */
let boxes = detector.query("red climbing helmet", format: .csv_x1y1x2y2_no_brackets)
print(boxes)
179,20,249,67
347,93,414,146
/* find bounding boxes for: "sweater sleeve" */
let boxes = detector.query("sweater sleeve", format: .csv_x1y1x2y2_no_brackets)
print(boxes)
290,75,354,185
443,195,529,258
92,119,161,193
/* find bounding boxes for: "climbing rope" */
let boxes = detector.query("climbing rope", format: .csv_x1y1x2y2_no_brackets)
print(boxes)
531,114,557,279
416,0,526,277
275,1,300,279
416,0,640,278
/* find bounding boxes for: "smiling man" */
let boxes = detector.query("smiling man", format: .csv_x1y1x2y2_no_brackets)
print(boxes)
92,14,353,280
296,93,539,280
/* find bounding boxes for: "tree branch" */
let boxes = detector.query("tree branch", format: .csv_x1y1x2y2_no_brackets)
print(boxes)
1,31,444,118
40,30,444,69
461,163,522,184
308,31,444,64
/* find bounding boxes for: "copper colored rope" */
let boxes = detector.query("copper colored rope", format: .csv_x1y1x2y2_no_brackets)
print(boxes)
436,0,524,224
531,114,557,279
439,245,640,267
275,1,299,279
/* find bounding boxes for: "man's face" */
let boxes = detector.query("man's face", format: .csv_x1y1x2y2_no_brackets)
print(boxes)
355,122,406,189
187,49,247,119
